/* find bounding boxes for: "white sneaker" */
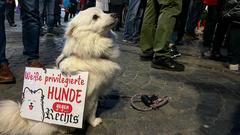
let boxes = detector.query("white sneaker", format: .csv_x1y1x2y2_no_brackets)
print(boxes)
229,64,239,71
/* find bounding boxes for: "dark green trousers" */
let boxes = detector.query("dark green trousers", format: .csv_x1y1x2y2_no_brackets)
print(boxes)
140,0,182,57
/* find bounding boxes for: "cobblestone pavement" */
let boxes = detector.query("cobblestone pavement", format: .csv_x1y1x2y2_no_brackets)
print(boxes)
1,15,240,135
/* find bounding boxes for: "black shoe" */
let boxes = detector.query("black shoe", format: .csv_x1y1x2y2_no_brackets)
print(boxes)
140,53,153,61
209,51,224,61
151,57,185,71
170,46,181,58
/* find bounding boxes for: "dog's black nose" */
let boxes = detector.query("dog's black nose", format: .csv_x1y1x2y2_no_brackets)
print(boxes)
110,13,117,19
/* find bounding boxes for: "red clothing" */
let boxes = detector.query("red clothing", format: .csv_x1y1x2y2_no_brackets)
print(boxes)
203,0,218,6
80,0,87,5
79,0,87,10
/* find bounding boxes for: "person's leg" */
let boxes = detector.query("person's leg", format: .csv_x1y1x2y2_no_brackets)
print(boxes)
201,5,218,57
64,10,69,22
123,0,141,41
10,3,15,24
185,0,205,36
46,0,55,33
203,6,218,48
5,3,14,26
154,0,182,58
139,0,157,57
57,12,61,25
132,6,144,41
54,0,61,25
227,23,240,68
0,1,15,83
212,18,230,54
19,0,42,63
0,0,7,64
117,5,124,28
151,0,184,71
176,0,190,43
169,0,190,58
39,0,46,26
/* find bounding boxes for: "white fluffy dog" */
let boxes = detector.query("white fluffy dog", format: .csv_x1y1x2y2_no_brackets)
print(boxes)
0,7,120,135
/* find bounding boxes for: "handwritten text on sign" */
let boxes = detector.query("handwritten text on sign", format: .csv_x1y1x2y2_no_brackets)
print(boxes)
20,67,88,128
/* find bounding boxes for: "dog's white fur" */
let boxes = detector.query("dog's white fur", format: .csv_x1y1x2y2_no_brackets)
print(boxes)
0,7,120,135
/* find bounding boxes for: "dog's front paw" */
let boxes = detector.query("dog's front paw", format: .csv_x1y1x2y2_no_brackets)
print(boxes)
90,117,103,127
61,70,78,77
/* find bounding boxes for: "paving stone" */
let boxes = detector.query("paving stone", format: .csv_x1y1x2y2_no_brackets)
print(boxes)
1,15,240,135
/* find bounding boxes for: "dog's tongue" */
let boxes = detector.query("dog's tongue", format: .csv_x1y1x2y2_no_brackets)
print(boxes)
29,105,33,110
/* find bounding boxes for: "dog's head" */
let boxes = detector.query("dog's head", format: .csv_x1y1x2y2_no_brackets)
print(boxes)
59,7,120,60
65,7,118,36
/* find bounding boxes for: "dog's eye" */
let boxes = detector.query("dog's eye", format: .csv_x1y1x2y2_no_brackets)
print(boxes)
93,14,99,20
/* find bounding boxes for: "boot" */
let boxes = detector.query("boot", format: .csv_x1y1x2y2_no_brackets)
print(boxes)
26,60,45,68
0,64,16,84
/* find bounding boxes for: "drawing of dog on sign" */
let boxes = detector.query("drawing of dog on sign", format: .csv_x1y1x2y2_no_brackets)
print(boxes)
21,87,45,122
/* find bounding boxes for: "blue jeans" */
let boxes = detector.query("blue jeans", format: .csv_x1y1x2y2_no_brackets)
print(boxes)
42,0,55,32
123,0,141,41
0,0,7,64
0,0,41,64
185,0,205,34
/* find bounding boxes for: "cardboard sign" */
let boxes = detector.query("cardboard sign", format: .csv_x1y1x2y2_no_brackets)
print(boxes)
20,67,88,128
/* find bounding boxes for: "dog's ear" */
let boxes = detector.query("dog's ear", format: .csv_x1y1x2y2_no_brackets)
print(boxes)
65,23,76,36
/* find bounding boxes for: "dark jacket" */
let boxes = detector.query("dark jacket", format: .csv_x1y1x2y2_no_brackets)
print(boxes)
222,0,240,23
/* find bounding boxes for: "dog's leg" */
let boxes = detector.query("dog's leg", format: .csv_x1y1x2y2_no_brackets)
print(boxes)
88,100,102,127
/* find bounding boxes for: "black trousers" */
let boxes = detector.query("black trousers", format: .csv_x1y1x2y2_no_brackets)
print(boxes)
203,5,219,47
203,0,226,50
212,18,230,53
226,22,240,64
175,0,191,42
5,2,15,25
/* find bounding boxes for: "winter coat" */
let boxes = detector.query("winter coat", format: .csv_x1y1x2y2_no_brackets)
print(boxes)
222,0,240,23
203,0,218,5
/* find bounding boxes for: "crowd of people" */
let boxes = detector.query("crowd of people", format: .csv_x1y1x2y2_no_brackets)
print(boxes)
121,0,240,72
77,0,240,72
0,0,239,84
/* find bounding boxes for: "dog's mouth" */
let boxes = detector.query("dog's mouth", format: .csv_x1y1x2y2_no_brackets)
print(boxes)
29,103,34,110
